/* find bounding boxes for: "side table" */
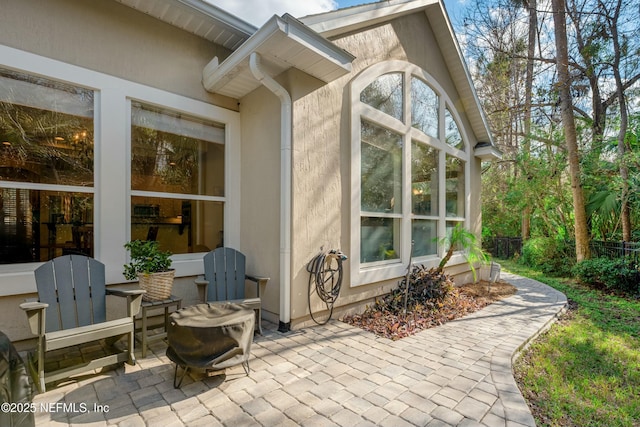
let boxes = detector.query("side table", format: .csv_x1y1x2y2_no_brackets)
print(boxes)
137,295,182,358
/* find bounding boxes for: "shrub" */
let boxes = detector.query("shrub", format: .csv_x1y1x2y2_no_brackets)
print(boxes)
521,237,575,276
379,265,455,313
572,257,640,295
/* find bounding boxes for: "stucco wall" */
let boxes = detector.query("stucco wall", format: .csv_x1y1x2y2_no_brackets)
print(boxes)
0,0,236,111
289,12,484,327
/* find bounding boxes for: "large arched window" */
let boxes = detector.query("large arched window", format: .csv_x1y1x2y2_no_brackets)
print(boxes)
351,61,470,285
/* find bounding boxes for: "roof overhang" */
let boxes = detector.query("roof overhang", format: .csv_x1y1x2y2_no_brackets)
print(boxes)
113,0,256,50
474,142,503,161
202,14,355,99
300,0,496,147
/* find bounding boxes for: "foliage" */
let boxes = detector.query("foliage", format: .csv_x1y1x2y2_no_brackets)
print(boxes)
123,240,172,280
572,257,640,295
520,237,575,276
504,260,640,427
437,224,490,281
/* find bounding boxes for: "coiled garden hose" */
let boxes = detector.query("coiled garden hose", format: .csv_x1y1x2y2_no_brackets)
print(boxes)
306,249,348,325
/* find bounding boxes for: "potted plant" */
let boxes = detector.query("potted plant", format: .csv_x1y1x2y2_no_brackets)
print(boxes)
123,240,174,301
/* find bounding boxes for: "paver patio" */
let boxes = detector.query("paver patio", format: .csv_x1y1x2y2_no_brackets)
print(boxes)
31,273,566,427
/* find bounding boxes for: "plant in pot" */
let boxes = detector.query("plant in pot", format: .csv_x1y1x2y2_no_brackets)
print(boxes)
123,240,174,301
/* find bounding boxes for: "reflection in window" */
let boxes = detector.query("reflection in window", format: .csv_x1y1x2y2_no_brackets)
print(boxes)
131,103,226,255
445,108,464,150
446,156,465,218
360,217,400,263
411,77,439,138
361,121,402,214
411,141,438,216
0,69,94,263
360,73,403,121
412,219,438,257
131,103,225,197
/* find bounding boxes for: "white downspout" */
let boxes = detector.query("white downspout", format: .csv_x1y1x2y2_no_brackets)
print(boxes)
249,52,292,332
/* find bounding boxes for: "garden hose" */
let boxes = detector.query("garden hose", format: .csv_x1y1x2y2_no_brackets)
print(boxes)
306,249,348,325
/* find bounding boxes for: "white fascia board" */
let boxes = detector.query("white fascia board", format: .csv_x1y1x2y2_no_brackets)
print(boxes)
301,0,439,38
174,0,257,36
203,14,354,96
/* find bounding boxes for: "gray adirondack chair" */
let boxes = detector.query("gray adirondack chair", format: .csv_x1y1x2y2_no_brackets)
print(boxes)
19,255,145,392
195,248,268,334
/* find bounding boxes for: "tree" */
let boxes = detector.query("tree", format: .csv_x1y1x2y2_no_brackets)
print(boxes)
552,0,591,260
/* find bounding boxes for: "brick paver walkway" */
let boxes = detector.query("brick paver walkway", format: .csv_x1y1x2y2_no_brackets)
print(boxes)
33,273,566,426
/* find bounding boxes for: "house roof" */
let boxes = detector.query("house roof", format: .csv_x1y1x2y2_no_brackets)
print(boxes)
300,0,496,148
113,0,256,50
202,14,355,99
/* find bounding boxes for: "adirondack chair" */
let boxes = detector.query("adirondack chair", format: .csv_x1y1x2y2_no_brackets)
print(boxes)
195,248,269,334
19,255,145,392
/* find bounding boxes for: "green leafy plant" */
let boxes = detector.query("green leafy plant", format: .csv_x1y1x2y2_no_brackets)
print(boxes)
123,240,172,280
572,257,640,295
437,224,489,281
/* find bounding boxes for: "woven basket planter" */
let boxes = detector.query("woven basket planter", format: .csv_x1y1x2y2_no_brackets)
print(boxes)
138,270,175,301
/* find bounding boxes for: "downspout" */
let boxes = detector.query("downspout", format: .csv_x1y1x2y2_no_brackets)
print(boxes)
249,52,292,332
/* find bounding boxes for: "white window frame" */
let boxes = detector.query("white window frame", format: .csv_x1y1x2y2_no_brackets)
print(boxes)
0,45,240,295
351,60,471,286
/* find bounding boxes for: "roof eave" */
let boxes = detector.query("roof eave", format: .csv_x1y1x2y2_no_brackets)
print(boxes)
203,14,355,98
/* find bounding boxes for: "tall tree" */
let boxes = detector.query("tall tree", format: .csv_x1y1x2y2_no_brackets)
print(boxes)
552,0,591,260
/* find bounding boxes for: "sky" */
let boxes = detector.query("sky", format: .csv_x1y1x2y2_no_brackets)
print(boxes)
210,0,467,28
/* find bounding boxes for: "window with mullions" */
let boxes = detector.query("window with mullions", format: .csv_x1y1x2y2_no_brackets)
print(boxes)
353,62,469,283
130,102,225,255
0,69,94,263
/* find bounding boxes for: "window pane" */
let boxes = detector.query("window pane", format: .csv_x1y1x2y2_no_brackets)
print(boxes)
412,219,438,257
411,141,438,216
360,217,400,263
360,73,403,121
411,76,438,138
0,69,94,186
131,196,223,255
361,121,402,214
446,156,465,217
445,108,464,150
131,103,225,196
0,188,93,263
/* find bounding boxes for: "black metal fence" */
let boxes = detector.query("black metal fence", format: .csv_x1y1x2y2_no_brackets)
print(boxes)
590,240,640,265
485,237,640,265
484,237,523,259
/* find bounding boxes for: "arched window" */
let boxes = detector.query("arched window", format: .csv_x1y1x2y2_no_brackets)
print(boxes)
351,61,469,285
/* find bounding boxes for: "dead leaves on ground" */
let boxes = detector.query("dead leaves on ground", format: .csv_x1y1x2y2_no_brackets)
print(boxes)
342,280,517,341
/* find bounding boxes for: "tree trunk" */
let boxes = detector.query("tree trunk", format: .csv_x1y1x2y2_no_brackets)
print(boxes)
551,0,591,261
521,0,537,241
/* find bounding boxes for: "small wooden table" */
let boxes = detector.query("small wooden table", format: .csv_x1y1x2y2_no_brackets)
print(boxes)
137,295,182,358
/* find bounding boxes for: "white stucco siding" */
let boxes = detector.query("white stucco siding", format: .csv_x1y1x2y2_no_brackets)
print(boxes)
289,12,482,327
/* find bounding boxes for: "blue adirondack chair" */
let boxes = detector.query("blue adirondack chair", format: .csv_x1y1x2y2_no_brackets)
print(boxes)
20,255,145,392
195,248,269,334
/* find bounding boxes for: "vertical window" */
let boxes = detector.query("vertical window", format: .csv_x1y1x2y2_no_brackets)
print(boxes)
352,62,469,284
0,69,94,263
131,103,225,254
360,121,402,263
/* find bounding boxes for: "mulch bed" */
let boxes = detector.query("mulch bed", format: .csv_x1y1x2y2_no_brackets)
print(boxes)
342,280,517,341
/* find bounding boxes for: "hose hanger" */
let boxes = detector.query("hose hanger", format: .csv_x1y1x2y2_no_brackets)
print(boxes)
306,249,348,325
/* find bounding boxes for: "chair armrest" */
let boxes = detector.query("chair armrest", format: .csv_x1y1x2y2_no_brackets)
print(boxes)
106,289,145,317
245,275,269,299
19,301,48,336
195,276,208,303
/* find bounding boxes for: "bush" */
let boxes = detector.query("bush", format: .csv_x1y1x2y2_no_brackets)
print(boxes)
377,265,455,313
572,257,640,295
521,237,575,276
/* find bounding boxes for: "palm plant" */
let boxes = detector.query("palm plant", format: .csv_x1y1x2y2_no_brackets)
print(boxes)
437,224,489,282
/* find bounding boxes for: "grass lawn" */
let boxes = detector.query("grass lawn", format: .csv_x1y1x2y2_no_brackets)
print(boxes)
502,260,640,427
